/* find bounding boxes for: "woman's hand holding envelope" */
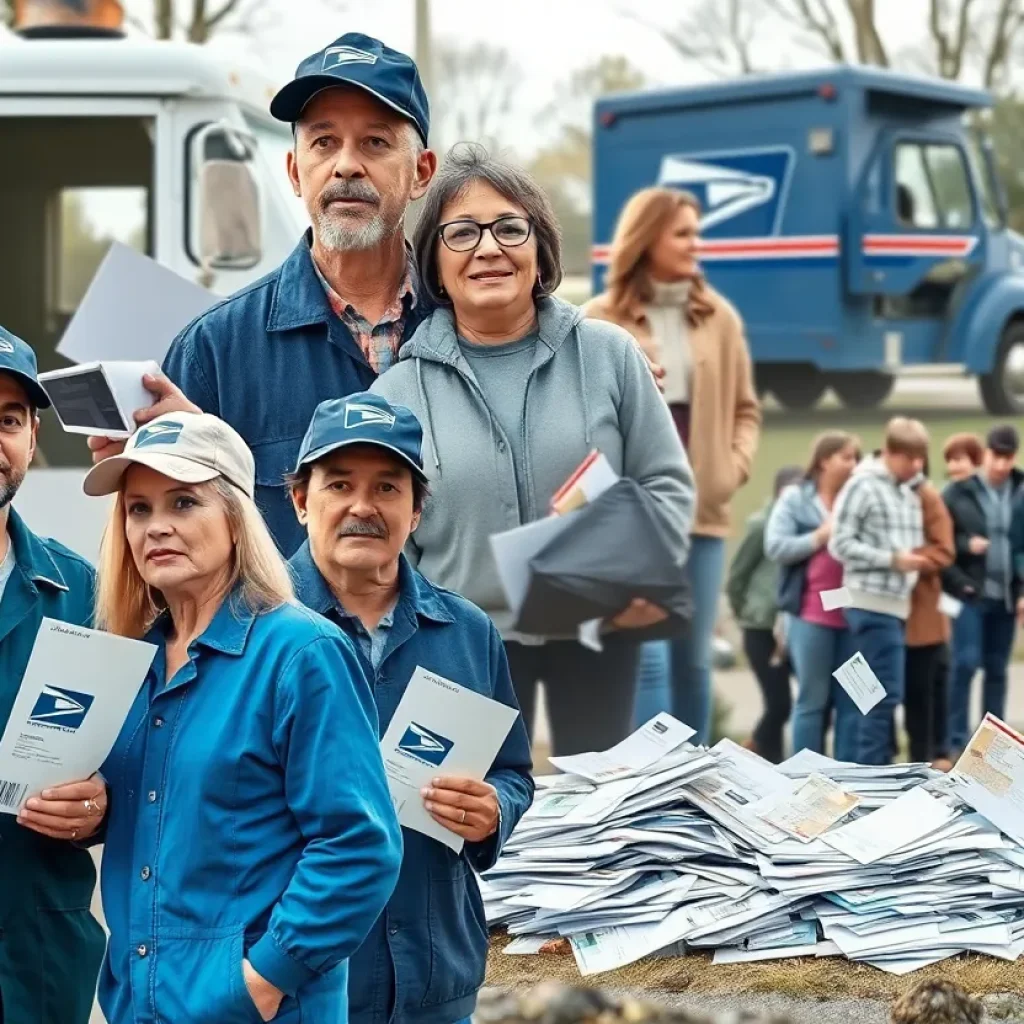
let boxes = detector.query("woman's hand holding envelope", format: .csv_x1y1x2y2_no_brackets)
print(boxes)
17,775,107,841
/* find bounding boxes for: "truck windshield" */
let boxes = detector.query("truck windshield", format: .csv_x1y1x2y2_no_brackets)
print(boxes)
243,114,310,232
966,129,1003,229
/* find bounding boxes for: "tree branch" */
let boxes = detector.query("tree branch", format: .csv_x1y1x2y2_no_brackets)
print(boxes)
927,0,978,79
982,0,1024,90
764,0,849,62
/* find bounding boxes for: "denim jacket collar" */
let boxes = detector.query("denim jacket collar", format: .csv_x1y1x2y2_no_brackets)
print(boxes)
289,544,453,627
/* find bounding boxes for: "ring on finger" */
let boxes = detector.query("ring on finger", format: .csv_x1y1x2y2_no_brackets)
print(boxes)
70,827,79,840
84,798,97,816
460,809,467,824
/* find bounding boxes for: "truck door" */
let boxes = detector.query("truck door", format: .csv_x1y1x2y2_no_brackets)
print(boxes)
0,98,157,468
846,131,985,337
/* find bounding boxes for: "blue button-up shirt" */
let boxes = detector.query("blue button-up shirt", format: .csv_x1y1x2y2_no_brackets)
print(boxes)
96,594,402,1024
289,546,534,1024
163,233,426,558
0,508,105,1024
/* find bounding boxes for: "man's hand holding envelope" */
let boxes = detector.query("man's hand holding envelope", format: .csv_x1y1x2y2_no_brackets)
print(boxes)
87,373,201,462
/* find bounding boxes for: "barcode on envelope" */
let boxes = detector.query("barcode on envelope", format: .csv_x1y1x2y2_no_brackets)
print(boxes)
0,780,28,810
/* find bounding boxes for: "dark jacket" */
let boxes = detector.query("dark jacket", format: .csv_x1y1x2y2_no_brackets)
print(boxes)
726,504,778,630
942,469,1024,603
290,547,534,1024
0,509,105,1024
163,233,426,557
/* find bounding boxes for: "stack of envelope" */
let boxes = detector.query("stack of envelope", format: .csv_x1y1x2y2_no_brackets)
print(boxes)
482,714,1024,977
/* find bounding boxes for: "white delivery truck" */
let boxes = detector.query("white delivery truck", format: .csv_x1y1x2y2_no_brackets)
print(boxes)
2,0,305,556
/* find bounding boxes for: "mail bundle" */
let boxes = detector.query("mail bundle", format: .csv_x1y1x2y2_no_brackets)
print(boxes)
483,713,1024,976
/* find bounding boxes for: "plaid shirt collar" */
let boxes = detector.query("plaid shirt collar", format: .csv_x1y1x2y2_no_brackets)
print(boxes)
309,248,417,375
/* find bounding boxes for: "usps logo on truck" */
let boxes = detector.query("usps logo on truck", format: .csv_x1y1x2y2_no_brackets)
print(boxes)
29,685,95,731
398,722,455,767
657,146,794,236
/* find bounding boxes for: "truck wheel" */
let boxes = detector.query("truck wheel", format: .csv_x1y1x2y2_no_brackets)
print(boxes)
767,367,827,410
830,372,895,409
980,322,1024,415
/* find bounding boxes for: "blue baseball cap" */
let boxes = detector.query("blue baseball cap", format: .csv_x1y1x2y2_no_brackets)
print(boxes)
0,326,50,409
295,393,427,482
270,32,430,145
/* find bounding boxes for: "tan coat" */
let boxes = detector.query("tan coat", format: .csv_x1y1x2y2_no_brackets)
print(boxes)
583,285,761,537
906,482,955,648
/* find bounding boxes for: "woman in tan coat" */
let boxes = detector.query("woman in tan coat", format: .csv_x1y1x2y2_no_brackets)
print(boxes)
584,187,761,743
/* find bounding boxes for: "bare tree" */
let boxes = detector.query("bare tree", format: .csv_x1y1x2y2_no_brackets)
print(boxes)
126,0,268,42
979,0,1024,89
763,0,888,65
432,41,521,153
635,0,762,77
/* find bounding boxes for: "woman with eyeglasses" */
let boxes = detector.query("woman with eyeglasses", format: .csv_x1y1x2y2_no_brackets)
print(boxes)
370,145,695,757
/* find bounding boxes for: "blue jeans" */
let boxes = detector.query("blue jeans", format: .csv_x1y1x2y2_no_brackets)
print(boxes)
669,535,727,744
633,639,671,728
948,597,1017,752
787,617,860,760
844,608,906,765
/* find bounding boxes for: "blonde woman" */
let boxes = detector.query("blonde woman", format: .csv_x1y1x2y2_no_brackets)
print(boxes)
31,411,401,1024
585,187,761,743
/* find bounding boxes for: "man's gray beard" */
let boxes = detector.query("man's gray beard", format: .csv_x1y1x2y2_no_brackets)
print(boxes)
315,207,395,252
0,468,25,511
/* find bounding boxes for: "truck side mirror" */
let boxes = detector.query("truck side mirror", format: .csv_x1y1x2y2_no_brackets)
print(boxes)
189,122,263,273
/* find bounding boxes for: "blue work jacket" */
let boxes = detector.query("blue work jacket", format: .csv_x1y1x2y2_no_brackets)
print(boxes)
163,233,426,557
0,508,104,1024
96,594,402,1024
289,547,534,1024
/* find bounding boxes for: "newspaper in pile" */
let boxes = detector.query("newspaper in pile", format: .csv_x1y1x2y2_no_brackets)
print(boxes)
481,713,1024,976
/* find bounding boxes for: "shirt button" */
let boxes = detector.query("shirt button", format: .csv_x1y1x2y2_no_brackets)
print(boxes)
153,717,164,728
389,925,399,936
497,440,506,452
140,866,151,881
137,944,148,958
147,791,157,803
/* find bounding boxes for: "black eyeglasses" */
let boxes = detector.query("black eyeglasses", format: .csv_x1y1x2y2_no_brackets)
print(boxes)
437,216,533,253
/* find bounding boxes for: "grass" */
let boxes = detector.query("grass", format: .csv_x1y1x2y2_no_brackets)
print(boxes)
486,932,1024,999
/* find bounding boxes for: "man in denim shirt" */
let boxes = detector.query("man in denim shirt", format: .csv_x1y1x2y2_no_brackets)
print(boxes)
287,392,533,1024
89,32,438,556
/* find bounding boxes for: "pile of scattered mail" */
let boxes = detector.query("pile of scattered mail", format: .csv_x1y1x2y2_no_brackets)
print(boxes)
481,712,1024,977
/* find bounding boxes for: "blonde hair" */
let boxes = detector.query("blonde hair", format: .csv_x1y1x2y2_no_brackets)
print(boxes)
94,476,294,639
884,417,930,459
606,187,715,328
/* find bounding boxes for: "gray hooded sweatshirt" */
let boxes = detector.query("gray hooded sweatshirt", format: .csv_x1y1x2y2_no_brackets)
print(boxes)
370,296,696,635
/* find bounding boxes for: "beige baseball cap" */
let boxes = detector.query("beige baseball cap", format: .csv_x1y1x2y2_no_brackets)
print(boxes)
83,412,256,499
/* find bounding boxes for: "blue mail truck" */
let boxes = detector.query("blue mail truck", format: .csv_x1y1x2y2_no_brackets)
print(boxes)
592,66,1024,413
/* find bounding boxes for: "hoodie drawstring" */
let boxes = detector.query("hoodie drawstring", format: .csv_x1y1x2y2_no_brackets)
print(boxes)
416,360,441,476
575,325,592,447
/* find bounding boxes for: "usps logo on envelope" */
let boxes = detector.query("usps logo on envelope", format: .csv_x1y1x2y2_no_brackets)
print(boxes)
345,402,396,430
30,685,95,731
398,722,454,766
134,422,185,448
323,46,379,71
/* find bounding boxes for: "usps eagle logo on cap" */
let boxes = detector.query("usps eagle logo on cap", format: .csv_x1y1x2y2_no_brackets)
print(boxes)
134,422,185,448
0,340,13,354
345,402,395,430
323,45,379,71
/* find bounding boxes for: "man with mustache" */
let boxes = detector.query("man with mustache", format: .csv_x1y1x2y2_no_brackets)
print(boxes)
0,326,106,1023
90,33,437,556
286,392,533,1024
